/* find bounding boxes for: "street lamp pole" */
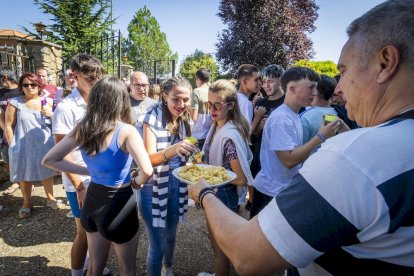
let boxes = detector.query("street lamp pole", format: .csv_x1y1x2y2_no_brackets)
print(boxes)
34,21,46,40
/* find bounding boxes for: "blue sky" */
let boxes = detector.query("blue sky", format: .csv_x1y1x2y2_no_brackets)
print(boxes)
2,0,383,65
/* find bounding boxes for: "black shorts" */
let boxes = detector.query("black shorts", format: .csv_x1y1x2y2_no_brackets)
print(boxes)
81,182,138,244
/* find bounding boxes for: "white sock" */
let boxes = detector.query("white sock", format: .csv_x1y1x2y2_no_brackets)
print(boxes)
83,253,89,272
71,268,83,276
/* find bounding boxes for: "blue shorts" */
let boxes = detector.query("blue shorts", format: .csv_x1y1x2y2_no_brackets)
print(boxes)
66,191,81,218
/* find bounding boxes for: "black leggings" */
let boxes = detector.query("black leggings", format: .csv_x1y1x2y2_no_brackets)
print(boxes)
81,182,138,244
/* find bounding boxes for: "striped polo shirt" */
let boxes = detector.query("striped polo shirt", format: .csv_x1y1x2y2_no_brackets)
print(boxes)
258,117,414,275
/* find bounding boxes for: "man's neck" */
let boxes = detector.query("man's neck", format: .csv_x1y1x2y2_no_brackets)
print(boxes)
284,97,301,114
77,88,89,103
268,91,284,101
238,87,250,97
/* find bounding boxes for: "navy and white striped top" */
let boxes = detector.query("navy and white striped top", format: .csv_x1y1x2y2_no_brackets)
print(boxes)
259,115,414,274
143,103,188,228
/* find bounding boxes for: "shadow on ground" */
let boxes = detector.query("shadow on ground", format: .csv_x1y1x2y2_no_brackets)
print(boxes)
0,255,70,275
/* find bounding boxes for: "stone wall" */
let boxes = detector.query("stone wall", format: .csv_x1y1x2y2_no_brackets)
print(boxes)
24,40,63,86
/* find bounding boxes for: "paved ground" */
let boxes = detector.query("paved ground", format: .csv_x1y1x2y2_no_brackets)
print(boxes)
0,178,247,275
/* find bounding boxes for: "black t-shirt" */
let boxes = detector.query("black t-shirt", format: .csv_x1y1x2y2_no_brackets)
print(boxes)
0,87,23,137
255,95,285,117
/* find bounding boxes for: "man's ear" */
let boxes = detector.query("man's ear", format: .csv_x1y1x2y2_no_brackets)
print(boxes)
377,45,399,83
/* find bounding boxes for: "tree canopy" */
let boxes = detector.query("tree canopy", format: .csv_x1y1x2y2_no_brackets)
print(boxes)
124,6,177,77
179,50,219,87
31,0,114,60
216,0,318,72
292,60,339,77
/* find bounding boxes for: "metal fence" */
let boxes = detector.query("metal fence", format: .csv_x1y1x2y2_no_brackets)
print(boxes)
62,30,123,78
135,59,176,84
67,31,176,83
0,45,34,76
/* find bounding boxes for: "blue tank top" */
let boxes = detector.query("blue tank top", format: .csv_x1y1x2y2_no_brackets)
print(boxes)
81,123,133,186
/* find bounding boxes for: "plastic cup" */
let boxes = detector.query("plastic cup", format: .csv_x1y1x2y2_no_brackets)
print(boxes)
324,114,337,125
185,136,198,145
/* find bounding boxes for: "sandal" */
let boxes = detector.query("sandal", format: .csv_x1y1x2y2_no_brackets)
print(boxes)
47,199,64,209
3,183,20,195
19,207,31,219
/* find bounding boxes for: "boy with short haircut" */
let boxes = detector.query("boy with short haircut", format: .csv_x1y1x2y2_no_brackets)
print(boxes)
52,54,109,276
250,67,339,218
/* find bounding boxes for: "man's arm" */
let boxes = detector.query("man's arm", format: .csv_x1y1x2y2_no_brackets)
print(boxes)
190,181,291,275
54,134,87,208
277,120,340,169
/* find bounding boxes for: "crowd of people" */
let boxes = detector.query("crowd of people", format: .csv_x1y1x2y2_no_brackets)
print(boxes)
1,0,414,275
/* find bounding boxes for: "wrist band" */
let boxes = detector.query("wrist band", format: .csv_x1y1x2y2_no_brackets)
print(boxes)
198,187,215,209
316,132,327,142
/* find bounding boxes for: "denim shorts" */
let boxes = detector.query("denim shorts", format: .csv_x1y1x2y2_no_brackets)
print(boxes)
66,191,81,218
215,184,239,213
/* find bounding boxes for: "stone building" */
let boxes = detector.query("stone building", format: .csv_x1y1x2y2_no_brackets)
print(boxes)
0,29,63,85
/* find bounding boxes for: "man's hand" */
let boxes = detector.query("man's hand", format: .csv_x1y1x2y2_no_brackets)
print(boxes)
76,186,87,209
318,119,341,139
188,179,210,204
253,106,266,119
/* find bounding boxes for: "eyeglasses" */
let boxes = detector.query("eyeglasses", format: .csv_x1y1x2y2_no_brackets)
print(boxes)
22,83,38,88
132,83,149,89
207,102,230,111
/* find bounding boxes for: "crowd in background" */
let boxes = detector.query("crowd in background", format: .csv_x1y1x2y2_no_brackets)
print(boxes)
1,1,414,275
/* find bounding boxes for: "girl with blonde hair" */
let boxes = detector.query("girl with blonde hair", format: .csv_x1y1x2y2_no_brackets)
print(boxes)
198,79,254,276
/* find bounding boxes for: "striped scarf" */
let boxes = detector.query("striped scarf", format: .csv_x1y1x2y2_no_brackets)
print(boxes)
143,103,188,227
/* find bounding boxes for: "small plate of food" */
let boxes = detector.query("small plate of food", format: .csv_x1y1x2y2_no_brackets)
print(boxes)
172,164,236,187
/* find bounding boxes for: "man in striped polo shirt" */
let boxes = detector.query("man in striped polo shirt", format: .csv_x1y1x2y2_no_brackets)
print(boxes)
188,0,414,275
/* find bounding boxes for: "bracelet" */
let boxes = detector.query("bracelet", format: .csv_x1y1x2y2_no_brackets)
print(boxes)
131,176,144,190
316,132,327,142
198,187,216,209
162,149,168,162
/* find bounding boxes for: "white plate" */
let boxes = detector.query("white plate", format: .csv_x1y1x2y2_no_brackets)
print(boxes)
172,164,236,187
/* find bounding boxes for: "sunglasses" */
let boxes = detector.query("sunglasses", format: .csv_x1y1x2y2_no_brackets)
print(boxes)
132,83,149,89
22,83,38,88
207,102,230,111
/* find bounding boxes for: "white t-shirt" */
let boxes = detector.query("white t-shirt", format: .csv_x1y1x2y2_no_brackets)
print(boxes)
258,118,414,274
253,104,303,196
237,92,253,124
52,87,90,192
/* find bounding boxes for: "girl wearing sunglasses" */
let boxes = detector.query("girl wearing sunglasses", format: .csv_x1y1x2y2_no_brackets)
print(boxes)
198,79,254,276
4,73,59,218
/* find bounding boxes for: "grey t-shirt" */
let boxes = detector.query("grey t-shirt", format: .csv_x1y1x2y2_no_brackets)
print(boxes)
130,96,156,136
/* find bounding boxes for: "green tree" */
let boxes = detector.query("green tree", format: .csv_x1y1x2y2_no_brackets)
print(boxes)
29,0,114,60
216,0,318,72
179,50,219,87
124,6,177,78
292,60,339,77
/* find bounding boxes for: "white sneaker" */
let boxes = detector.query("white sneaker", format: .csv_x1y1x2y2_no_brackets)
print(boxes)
197,272,215,276
161,266,174,276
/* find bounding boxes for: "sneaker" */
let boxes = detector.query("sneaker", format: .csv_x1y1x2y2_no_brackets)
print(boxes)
19,207,31,219
47,199,64,209
66,210,74,218
197,273,215,276
161,266,174,276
